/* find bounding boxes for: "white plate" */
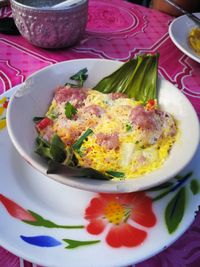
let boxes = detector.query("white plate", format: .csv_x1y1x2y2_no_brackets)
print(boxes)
6,59,200,193
0,88,200,267
169,13,200,63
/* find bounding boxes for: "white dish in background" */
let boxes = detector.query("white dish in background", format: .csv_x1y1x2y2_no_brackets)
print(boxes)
0,87,200,266
169,13,200,63
6,58,200,193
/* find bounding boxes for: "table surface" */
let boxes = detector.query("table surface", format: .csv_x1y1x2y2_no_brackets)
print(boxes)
0,0,200,266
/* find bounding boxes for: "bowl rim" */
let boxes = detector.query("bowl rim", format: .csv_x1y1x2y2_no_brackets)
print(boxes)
6,58,200,193
10,0,88,11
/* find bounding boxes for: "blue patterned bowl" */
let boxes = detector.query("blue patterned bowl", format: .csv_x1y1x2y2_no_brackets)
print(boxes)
10,0,88,49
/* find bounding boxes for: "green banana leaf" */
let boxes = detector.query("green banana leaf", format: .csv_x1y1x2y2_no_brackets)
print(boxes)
93,53,159,104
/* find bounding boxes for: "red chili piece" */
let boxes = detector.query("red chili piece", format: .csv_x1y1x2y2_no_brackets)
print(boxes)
36,117,53,131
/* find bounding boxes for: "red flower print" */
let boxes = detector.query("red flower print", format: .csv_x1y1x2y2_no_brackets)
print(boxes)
2,100,8,109
85,192,156,248
0,194,36,222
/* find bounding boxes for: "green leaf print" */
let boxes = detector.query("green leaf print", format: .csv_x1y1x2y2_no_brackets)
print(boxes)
190,179,200,195
23,210,84,229
63,238,100,249
165,187,186,234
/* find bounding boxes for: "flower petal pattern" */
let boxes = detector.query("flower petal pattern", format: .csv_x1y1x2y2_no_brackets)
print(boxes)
85,197,106,220
129,192,156,227
106,224,147,248
86,218,106,235
20,235,62,247
85,192,156,248
0,194,36,222
0,119,6,130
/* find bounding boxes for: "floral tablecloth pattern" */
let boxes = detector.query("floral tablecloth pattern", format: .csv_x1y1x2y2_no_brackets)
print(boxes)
0,0,200,266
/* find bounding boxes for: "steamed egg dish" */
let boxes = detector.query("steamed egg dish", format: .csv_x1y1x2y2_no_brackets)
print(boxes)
35,85,178,179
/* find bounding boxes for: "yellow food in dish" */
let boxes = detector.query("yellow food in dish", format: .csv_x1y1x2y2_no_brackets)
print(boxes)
35,86,178,179
188,27,200,56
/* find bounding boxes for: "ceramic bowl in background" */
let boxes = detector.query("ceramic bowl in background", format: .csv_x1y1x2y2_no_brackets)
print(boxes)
6,59,200,193
10,0,88,49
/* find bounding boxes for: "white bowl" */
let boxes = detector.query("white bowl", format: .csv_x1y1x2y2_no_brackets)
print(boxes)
7,58,200,193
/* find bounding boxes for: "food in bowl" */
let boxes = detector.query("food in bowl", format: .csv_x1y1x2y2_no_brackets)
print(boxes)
34,85,178,180
188,27,200,56
7,56,200,192
33,54,178,180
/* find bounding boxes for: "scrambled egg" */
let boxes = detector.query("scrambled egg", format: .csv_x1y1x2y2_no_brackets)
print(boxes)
44,87,178,179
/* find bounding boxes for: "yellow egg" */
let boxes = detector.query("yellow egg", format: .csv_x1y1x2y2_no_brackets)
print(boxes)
188,27,200,55
46,88,178,179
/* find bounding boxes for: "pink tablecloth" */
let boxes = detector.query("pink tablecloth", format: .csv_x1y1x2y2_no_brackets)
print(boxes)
0,0,200,266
